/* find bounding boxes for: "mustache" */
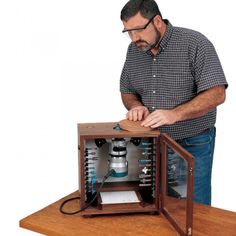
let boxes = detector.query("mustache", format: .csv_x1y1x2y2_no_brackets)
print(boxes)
134,40,149,45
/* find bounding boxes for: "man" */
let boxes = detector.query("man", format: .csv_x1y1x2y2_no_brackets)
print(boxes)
120,0,228,205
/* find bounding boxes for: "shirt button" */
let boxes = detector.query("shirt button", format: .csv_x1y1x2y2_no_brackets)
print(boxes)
153,58,156,62
153,75,156,78
152,106,155,110
152,90,156,94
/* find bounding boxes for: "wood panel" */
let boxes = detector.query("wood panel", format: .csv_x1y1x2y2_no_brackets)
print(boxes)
78,122,160,138
20,191,236,236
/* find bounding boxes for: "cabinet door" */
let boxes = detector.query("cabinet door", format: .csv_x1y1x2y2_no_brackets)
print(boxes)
160,133,194,236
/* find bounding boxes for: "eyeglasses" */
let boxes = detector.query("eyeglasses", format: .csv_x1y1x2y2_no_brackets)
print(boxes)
122,15,156,36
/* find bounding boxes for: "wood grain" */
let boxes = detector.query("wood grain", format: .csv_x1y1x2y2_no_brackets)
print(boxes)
20,191,236,236
78,122,160,138
119,119,154,132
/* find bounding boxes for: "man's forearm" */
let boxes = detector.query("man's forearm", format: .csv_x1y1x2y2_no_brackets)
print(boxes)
141,85,226,128
121,93,144,110
173,85,226,122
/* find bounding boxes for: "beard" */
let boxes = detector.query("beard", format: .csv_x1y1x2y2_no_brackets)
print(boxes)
135,27,161,53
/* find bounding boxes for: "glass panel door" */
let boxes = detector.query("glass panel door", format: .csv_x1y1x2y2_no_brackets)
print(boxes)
160,134,194,236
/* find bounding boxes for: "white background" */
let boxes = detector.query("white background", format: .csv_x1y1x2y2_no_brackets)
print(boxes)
0,0,235,235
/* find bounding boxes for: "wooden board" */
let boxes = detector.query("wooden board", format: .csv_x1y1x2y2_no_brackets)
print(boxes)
119,119,153,132
77,122,160,138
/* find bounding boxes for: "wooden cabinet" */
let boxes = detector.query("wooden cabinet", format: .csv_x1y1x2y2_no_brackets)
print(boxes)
78,122,194,236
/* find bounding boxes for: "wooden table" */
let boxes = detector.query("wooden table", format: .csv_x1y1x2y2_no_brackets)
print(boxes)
20,191,236,236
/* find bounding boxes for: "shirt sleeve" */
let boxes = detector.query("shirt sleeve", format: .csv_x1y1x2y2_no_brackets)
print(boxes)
194,38,228,93
120,45,137,94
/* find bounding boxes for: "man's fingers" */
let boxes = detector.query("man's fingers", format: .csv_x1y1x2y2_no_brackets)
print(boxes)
126,111,133,120
137,109,143,121
141,109,177,128
126,107,148,121
143,109,150,119
150,120,164,128
142,117,162,127
141,113,155,126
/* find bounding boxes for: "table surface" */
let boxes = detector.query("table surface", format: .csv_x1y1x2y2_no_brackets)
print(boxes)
20,191,236,236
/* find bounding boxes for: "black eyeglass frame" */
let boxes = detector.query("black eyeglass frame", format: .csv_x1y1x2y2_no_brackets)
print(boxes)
122,15,157,33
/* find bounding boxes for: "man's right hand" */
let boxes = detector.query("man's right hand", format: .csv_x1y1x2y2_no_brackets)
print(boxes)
126,106,150,121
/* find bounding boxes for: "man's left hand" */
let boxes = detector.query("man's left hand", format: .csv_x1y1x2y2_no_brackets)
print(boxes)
141,109,178,128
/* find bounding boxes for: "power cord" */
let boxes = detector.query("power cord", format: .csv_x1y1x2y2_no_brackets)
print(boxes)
59,169,116,215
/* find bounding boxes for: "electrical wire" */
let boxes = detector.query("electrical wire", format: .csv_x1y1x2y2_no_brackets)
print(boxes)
59,169,115,215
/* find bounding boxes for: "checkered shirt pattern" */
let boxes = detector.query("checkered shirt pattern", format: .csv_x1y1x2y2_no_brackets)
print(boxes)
120,20,228,140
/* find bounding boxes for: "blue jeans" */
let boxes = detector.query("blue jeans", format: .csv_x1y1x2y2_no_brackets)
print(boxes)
168,127,216,205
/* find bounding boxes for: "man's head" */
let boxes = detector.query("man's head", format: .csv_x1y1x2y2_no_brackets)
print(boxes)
121,0,162,22
121,0,164,53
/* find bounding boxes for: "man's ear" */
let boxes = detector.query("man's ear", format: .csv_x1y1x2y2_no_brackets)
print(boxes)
153,15,162,29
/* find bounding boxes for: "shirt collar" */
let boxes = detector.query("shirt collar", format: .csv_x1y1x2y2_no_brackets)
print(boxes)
159,19,173,51
146,19,173,56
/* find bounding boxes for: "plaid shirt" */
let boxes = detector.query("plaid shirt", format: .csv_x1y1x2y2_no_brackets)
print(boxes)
120,20,228,140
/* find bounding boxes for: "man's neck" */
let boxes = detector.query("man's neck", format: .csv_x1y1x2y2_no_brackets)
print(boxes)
151,22,167,56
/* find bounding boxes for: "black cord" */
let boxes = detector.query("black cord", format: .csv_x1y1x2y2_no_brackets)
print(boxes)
59,169,115,215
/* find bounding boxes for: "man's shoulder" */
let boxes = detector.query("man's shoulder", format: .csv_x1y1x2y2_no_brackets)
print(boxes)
172,25,210,44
